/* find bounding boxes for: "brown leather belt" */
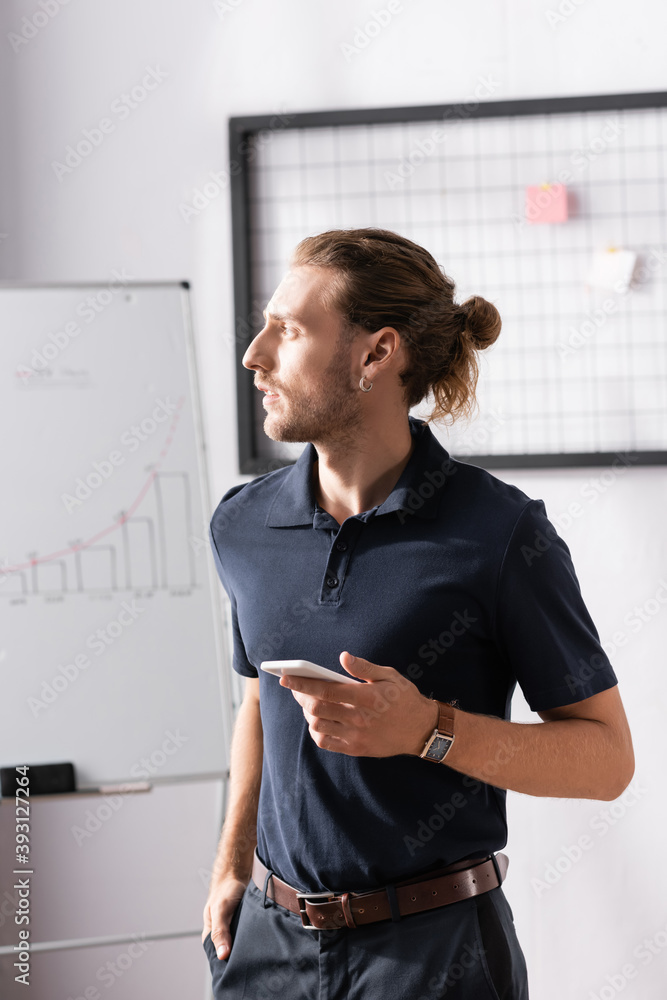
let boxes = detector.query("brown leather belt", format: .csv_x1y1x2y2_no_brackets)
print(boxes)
251,849,509,931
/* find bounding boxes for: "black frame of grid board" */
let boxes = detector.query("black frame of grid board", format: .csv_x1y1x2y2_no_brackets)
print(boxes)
229,90,667,475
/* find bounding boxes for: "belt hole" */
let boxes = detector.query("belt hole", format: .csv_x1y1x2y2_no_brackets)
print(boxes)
432,890,437,896
410,895,416,901
374,905,378,910
359,908,364,913
472,878,477,884
453,884,458,889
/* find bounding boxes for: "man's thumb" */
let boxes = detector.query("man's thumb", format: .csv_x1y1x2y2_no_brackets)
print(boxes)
211,928,230,961
339,650,388,680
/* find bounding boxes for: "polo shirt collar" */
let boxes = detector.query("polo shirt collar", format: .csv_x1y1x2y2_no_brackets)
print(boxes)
265,415,453,527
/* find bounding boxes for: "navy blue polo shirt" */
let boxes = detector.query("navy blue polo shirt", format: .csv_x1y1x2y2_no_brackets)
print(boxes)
209,415,618,893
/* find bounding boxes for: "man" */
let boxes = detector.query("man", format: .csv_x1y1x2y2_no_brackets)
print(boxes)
202,228,634,999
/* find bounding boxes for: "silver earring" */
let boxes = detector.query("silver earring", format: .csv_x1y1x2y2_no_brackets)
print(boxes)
359,375,373,392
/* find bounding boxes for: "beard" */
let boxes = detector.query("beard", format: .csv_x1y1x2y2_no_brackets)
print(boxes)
262,343,364,447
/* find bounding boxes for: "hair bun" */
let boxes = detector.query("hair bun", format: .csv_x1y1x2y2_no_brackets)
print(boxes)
460,295,501,350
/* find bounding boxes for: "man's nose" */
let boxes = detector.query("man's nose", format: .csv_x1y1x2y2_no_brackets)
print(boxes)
242,329,268,370
241,341,256,369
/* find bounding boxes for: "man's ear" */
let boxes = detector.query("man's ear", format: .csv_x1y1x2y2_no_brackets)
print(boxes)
358,326,402,374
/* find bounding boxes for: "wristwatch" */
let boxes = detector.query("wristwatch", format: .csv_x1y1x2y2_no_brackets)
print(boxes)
419,700,456,763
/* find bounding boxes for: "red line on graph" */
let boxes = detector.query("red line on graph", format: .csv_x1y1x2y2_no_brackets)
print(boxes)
5,395,186,574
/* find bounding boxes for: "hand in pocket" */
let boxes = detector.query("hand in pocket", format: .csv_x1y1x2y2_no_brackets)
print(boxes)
202,877,247,961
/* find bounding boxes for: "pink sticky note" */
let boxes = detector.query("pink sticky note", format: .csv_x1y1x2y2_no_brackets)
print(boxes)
525,183,568,224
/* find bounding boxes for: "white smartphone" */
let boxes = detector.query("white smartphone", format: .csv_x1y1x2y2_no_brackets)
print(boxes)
260,659,359,685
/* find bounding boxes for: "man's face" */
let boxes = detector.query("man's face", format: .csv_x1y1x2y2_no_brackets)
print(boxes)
242,265,363,445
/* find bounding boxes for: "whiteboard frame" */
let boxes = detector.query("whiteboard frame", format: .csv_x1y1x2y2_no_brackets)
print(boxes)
228,90,667,473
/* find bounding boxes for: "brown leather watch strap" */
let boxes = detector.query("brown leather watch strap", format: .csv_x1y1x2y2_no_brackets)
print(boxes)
251,850,509,931
435,700,456,738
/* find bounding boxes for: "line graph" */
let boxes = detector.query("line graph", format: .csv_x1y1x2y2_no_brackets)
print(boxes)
2,396,199,597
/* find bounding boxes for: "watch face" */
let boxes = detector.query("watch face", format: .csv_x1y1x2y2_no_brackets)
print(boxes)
425,735,454,762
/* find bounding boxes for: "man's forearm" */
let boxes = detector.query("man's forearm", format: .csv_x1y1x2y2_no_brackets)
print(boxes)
280,653,633,802
440,705,633,801
211,684,263,883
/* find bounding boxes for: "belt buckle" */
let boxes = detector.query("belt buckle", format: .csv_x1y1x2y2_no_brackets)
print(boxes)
295,889,337,930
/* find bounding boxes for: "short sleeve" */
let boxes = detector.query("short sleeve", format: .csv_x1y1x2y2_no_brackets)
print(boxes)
208,523,257,678
492,499,618,711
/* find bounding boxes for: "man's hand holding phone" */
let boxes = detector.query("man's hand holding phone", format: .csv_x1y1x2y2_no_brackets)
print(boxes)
267,651,440,759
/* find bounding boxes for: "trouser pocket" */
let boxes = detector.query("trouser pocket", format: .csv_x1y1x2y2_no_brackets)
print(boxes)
474,888,529,1000
203,894,244,967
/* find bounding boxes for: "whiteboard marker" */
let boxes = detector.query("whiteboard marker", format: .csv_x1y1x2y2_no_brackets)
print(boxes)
96,781,152,795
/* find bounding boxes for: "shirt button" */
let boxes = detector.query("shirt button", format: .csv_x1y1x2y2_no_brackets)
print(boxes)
335,542,348,551
326,576,338,587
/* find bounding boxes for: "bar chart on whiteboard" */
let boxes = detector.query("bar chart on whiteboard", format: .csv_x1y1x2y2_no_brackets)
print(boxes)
11,395,198,598
0,283,229,785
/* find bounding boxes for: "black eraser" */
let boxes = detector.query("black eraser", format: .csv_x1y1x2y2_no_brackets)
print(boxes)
1,762,76,797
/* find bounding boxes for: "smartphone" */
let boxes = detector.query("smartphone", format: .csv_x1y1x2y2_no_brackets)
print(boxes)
260,659,359,685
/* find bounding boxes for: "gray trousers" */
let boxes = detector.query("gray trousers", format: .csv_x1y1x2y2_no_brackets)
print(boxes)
203,872,529,999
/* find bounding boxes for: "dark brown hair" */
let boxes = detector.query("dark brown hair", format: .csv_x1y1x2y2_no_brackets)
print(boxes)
290,227,501,425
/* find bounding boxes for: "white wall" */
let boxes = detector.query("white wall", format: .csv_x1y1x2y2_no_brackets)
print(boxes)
2,1,666,997
0,3,19,278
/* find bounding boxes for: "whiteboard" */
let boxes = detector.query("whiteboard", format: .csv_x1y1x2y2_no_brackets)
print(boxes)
230,93,667,470
0,282,232,786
